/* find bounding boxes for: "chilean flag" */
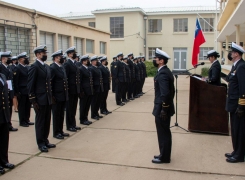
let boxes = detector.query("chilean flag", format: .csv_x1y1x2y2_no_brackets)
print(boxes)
192,18,206,66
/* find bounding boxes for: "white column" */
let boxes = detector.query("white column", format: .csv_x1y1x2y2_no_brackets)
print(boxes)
236,24,240,44
225,36,229,65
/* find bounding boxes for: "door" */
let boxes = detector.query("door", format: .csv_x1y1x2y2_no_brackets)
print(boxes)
173,48,187,70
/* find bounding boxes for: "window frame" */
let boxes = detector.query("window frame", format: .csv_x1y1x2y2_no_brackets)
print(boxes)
100,41,106,54
86,39,94,53
173,18,188,32
199,18,214,32
199,47,214,60
148,19,162,33
110,17,124,38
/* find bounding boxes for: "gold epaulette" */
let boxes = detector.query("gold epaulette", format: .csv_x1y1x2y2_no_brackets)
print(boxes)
238,97,245,105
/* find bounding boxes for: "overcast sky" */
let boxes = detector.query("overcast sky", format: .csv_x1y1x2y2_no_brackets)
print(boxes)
3,0,217,15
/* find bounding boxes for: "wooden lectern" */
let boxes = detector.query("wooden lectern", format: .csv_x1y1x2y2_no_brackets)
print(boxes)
188,75,229,135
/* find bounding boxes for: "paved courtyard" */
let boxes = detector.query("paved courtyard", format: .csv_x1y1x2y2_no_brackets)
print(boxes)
1,76,245,180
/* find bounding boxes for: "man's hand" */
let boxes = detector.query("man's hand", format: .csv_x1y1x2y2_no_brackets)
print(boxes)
160,109,168,121
32,102,39,112
236,107,245,118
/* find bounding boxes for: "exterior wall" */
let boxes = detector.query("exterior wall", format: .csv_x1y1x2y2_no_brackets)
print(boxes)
69,18,96,27
146,13,217,73
94,12,145,59
0,2,110,64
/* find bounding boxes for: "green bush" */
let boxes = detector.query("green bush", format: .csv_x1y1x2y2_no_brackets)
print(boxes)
201,67,209,77
145,60,157,77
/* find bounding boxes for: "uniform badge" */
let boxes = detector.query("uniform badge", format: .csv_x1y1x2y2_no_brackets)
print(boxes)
14,72,16,75
231,70,236,76
114,66,117,68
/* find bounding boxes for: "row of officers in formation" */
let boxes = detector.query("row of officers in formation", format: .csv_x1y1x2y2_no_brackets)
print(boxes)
151,43,245,164
0,45,147,174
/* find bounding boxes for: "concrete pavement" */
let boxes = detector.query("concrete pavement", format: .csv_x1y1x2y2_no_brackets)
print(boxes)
1,76,245,180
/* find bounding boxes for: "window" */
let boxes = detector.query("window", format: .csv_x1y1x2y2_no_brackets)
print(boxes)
0,25,32,55
199,47,214,60
148,19,162,33
74,37,83,55
88,22,96,28
110,17,124,38
199,18,214,32
148,47,162,60
86,39,94,53
174,18,188,32
100,42,106,54
58,35,69,52
40,31,54,61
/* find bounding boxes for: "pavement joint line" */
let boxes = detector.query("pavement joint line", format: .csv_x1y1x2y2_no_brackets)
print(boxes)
37,156,245,178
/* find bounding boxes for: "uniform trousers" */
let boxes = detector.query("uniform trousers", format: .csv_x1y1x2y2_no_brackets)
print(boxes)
0,110,9,166
66,94,78,129
115,81,122,104
17,94,31,124
100,90,109,113
80,95,92,122
52,101,66,136
155,115,172,161
34,105,51,148
230,112,245,160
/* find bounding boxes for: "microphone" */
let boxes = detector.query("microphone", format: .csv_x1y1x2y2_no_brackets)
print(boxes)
194,62,205,67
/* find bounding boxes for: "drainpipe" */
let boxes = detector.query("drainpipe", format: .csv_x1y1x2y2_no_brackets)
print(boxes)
144,16,147,58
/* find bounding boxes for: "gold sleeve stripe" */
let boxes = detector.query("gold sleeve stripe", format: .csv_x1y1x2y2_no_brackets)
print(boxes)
238,99,245,105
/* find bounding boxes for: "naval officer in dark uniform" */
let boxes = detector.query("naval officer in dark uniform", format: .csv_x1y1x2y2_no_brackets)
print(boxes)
89,56,104,120
99,56,112,115
0,73,15,173
202,50,221,86
50,50,70,139
14,52,34,127
127,53,135,100
152,48,175,164
28,45,56,152
63,47,81,132
0,51,18,131
10,56,18,113
79,55,93,125
225,42,245,163
110,56,117,93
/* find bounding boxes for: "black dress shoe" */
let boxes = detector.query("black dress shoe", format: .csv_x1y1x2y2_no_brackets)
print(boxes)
54,134,64,139
92,116,99,120
87,120,92,124
101,111,109,115
20,123,29,127
3,163,15,169
27,122,34,125
225,153,233,158
152,158,170,164
117,103,124,106
154,155,160,159
226,157,244,163
39,146,48,152
80,121,90,125
134,95,140,98
9,127,18,131
106,111,112,114
98,115,103,118
129,98,135,100
0,167,5,174
61,132,70,137
75,126,81,130
46,143,56,148
67,127,77,132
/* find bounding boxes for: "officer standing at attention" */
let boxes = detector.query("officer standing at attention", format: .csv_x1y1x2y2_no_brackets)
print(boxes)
152,48,175,164
141,56,147,94
79,55,93,125
0,73,15,174
0,51,18,131
127,53,135,100
99,56,112,115
133,57,140,98
225,42,245,163
89,56,104,120
75,54,82,67
63,47,81,132
10,56,18,113
110,56,117,93
202,50,221,86
50,50,70,139
114,52,125,106
121,56,130,103
28,45,56,152
14,52,34,127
